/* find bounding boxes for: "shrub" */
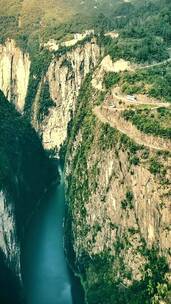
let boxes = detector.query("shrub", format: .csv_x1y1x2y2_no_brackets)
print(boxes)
103,72,120,89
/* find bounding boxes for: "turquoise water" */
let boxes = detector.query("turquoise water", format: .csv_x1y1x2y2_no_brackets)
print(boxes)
22,168,84,304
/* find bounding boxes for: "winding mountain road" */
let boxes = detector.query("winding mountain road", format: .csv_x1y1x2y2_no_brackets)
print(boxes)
93,106,171,151
137,58,171,70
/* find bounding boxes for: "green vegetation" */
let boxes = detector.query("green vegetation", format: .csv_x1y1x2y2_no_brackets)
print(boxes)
65,75,100,272
149,158,166,176
66,71,170,304
66,74,96,222
121,191,134,210
60,58,73,71
98,123,119,151
103,72,120,90
121,1,171,45
24,49,53,118
120,64,171,102
99,0,171,64
81,243,170,304
38,81,55,122
94,91,106,106
101,35,169,64
0,0,120,54
122,107,171,139
24,33,96,117
98,121,148,168
138,246,170,304
1,0,171,66
1,1,171,304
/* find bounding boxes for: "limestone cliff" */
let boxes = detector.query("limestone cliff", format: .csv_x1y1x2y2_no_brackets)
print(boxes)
38,38,101,151
65,75,171,304
0,39,30,112
0,37,101,152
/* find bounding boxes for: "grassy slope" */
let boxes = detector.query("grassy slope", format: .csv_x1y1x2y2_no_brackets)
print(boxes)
122,107,171,139
0,0,170,64
0,0,120,42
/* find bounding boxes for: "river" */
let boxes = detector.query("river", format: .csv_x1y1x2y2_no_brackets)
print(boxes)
21,167,84,304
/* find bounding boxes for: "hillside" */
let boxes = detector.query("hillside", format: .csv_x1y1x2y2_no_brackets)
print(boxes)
0,0,120,48
65,72,171,304
0,0,170,59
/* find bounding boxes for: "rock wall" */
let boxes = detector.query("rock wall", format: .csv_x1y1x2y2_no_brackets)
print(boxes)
0,38,101,152
0,39,30,112
65,77,171,304
40,38,100,151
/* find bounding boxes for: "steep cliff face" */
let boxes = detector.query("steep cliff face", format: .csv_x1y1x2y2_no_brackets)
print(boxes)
36,38,101,151
65,76,171,304
0,37,101,152
0,91,55,302
0,39,30,112
0,191,20,277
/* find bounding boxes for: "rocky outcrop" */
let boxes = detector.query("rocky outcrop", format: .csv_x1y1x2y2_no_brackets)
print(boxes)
43,30,95,52
0,39,30,112
69,138,171,257
92,56,133,91
39,38,100,151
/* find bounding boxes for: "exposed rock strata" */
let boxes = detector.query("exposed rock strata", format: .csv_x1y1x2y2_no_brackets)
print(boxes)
65,79,171,303
0,39,30,112
40,39,100,151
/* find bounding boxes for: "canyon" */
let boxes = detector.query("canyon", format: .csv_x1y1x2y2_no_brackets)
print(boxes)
0,31,170,304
